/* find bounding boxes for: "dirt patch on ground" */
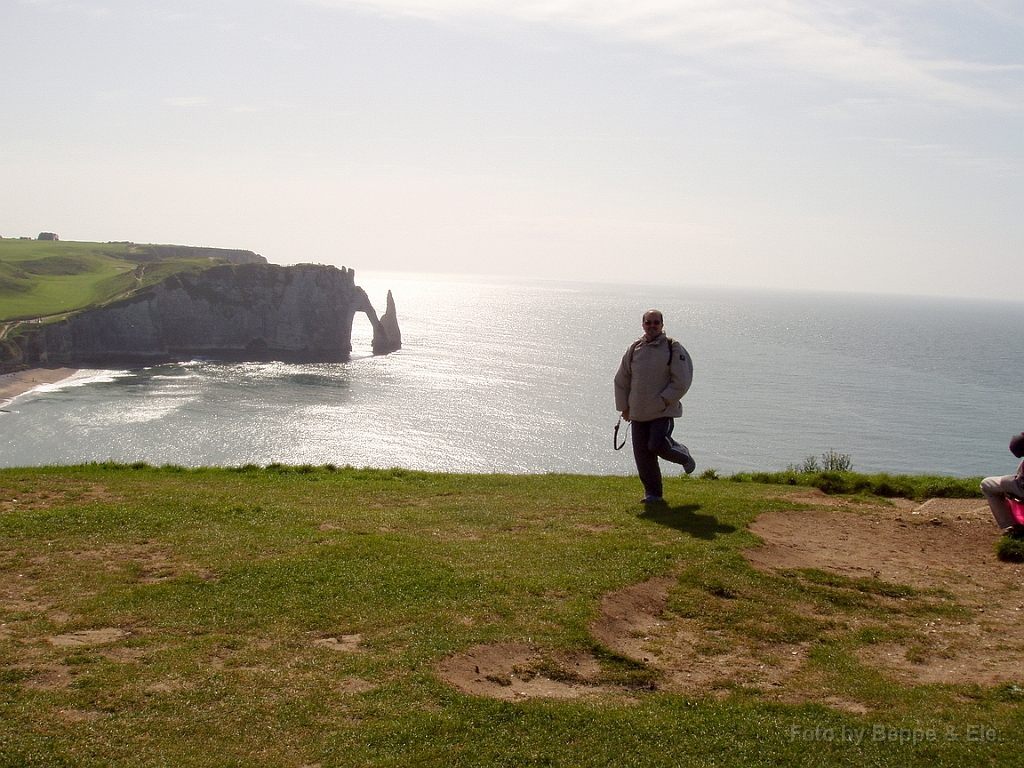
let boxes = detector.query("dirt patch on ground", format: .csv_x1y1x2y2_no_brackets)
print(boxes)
591,576,676,661
337,678,378,694
438,578,670,701
313,634,363,653
590,574,812,699
17,663,77,691
9,542,218,586
0,480,118,514
437,643,608,701
439,493,1024,704
748,494,1024,687
747,493,996,589
48,628,130,648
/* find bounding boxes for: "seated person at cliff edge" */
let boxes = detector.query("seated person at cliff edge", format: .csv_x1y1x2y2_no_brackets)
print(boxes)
614,309,696,503
981,432,1024,534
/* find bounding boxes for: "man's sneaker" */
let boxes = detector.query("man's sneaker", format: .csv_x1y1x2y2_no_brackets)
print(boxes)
641,495,664,504
677,443,696,475
667,436,696,475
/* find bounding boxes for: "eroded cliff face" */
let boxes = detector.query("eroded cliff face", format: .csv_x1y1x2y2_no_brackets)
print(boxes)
13,263,399,367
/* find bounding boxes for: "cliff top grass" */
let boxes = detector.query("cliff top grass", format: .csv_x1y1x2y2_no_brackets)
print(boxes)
0,240,257,323
1,464,1020,768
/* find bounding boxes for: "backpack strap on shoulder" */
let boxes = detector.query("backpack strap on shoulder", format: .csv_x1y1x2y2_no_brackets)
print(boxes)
627,339,641,363
629,337,674,365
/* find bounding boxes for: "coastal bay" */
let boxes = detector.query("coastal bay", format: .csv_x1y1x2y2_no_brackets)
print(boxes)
3,276,1023,476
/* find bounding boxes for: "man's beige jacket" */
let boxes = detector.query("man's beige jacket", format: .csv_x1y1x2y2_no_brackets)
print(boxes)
614,333,693,422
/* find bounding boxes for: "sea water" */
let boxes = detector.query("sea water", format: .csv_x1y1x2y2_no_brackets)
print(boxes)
2,274,1022,478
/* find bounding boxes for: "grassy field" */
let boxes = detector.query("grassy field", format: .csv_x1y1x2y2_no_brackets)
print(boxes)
0,465,1019,767
0,241,140,321
0,240,244,323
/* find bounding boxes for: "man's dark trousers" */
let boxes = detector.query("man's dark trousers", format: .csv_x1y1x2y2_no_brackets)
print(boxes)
630,417,690,498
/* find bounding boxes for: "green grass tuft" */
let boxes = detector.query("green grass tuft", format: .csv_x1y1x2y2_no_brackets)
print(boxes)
994,529,1024,562
729,470,981,501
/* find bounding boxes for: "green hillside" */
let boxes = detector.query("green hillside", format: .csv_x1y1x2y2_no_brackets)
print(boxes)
0,239,264,323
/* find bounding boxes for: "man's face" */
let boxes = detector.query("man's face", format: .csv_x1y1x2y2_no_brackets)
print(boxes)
642,313,663,341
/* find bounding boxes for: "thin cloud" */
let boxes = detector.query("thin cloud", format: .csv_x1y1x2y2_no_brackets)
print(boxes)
261,33,308,50
163,96,290,113
300,0,1022,107
20,0,111,15
229,100,290,113
164,96,209,108
847,134,1023,176
928,60,1024,74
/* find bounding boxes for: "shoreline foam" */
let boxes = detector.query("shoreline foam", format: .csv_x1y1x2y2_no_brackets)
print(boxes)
0,367,80,407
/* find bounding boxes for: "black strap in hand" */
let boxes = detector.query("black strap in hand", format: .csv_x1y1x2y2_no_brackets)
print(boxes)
614,418,630,451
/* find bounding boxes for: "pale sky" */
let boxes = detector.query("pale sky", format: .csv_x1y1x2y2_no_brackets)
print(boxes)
2,0,1022,299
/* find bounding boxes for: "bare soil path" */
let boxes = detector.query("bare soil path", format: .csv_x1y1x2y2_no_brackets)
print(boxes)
439,492,1024,706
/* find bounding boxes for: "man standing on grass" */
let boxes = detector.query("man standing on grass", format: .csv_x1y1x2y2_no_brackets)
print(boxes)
614,309,696,504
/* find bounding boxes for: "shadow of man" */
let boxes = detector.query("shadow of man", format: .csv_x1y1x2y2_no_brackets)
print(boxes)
638,503,736,540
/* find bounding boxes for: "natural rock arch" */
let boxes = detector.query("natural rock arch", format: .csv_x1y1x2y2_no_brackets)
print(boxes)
355,288,402,355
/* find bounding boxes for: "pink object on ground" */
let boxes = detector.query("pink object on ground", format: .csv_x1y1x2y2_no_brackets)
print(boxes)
1008,496,1024,525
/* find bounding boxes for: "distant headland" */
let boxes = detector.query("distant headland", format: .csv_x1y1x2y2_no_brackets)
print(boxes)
0,238,400,373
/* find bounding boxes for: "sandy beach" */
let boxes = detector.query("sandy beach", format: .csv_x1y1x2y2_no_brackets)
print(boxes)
0,368,79,405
